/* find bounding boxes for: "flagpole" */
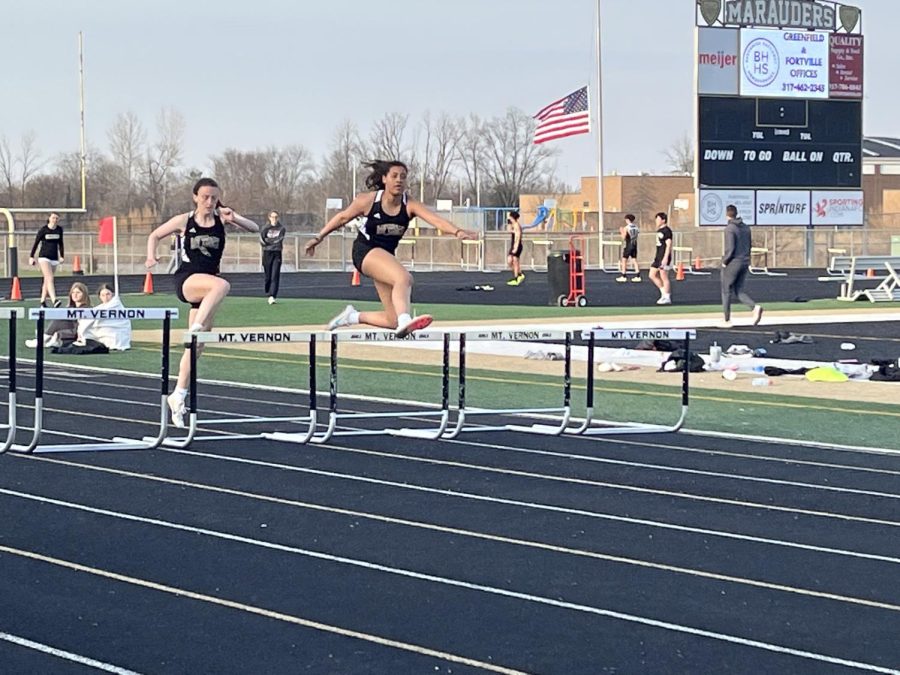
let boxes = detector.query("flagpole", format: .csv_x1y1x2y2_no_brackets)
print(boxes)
595,0,606,268
112,216,119,296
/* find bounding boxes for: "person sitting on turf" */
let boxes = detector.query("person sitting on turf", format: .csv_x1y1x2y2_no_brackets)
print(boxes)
77,283,132,351
26,281,91,348
305,159,476,337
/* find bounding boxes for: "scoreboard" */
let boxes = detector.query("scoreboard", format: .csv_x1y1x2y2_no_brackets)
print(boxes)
695,9,864,226
698,97,862,189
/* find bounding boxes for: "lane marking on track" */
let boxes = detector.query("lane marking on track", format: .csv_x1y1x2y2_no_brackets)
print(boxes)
0,631,141,674
14,452,900,566
0,526,897,674
0,545,527,675
2,482,900,614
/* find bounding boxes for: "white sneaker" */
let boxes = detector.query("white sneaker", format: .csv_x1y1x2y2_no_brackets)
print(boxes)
656,296,672,305
25,338,38,349
167,392,186,429
717,321,733,329
328,304,357,330
268,296,276,305
46,334,62,348
188,322,204,333
615,276,627,283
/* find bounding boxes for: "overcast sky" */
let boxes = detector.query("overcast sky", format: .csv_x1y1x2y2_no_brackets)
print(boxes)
4,0,896,188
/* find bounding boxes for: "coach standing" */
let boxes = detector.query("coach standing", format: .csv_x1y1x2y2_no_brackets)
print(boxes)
720,204,763,327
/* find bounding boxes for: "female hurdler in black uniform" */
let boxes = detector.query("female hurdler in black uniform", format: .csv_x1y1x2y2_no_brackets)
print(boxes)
306,160,474,337
145,178,259,427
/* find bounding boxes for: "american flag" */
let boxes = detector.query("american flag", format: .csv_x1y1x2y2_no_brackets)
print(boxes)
533,86,591,145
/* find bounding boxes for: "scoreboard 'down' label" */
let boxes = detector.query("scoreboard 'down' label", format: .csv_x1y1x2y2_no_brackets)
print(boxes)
698,96,861,189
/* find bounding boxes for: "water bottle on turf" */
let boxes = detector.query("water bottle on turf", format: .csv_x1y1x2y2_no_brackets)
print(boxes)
751,377,770,387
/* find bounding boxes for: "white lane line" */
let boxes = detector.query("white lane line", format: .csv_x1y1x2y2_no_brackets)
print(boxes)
0,547,526,675
0,631,142,674
18,453,900,566
0,517,897,674
2,482,899,614
433,437,900,500
287,442,900,530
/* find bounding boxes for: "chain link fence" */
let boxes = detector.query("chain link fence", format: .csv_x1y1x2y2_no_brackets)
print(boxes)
5,210,900,276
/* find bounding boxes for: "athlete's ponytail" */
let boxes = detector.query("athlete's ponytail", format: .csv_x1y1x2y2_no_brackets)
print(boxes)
363,160,408,190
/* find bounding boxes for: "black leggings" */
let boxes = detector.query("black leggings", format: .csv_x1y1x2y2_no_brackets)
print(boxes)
263,251,282,297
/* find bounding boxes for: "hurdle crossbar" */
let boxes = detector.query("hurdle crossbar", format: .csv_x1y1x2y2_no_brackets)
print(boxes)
13,308,179,454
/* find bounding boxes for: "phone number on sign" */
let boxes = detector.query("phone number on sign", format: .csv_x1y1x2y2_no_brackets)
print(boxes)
782,83,826,93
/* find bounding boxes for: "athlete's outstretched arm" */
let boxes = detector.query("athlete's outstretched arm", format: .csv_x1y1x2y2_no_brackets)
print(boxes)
407,200,476,240
220,208,260,232
146,213,190,268
305,193,371,256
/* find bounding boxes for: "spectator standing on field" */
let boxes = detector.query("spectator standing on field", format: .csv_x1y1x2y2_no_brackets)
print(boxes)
260,210,286,304
720,204,763,328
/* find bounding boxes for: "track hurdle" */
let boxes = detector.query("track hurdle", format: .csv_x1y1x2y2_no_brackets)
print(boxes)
161,328,576,447
449,329,572,438
0,308,25,454
156,330,321,448
515,328,695,436
13,307,178,454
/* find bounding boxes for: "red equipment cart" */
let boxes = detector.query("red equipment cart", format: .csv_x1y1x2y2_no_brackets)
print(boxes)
558,235,587,307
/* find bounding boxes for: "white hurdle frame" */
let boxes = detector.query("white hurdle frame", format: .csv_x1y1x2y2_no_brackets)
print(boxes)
12,307,179,454
0,308,25,454
158,328,575,447
155,330,322,448
519,328,695,436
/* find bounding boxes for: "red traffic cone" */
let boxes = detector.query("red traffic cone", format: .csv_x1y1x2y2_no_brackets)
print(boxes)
694,255,702,271
351,269,360,286
72,255,84,275
866,268,875,278
9,276,22,301
143,271,154,294
675,262,686,281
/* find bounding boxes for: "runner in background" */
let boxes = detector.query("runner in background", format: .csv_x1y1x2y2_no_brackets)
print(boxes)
616,213,641,283
506,210,525,286
648,212,673,305
29,212,65,307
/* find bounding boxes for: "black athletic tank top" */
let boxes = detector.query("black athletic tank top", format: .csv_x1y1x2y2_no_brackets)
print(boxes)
355,190,411,254
180,211,226,275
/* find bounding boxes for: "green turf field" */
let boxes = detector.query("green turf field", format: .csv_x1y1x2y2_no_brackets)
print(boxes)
5,294,899,451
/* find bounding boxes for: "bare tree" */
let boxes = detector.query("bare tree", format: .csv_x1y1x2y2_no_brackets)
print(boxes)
369,112,409,161
108,111,146,213
664,132,694,175
456,114,487,205
209,149,270,213
265,144,316,211
321,120,366,205
19,131,45,204
480,108,558,206
0,136,14,203
416,111,463,202
144,107,185,217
